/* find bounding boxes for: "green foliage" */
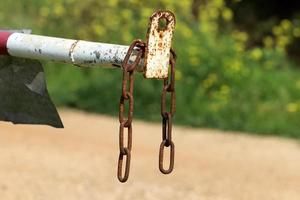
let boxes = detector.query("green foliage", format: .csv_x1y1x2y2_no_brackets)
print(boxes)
1,0,300,138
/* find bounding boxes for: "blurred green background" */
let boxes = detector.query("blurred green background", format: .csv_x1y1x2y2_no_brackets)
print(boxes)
1,0,300,138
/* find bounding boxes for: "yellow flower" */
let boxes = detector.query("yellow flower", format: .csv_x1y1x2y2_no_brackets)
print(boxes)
179,23,193,38
190,57,200,66
238,32,248,42
203,73,217,89
214,0,224,7
276,36,290,48
220,85,230,95
92,24,105,37
208,8,219,19
233,31,248,44
40,7,49,18
54,4,65,17
263,36,274,48
107,0,118,7
250,48,263,61
231,60,242,71
122,30,132,43
295,80,300,89
286,103,298,113
121,9,132,20
222,8,233,21
272,26,283,36
235,43,245,52
264,61,274,69
209,103,221,112
280,19,292,31
175,70,182,81
293,28,300,37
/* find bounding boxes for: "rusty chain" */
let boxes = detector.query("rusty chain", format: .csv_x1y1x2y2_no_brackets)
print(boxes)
117,39,145,183
159,49,176,174
117,40,176,182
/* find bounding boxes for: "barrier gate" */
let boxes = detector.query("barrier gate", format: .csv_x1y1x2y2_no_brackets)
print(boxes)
0,10,177,182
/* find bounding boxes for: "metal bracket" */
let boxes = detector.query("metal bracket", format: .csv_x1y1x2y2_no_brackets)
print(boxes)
144,11,176,79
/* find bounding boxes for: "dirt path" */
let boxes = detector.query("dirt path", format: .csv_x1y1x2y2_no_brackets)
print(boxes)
0,109,300,200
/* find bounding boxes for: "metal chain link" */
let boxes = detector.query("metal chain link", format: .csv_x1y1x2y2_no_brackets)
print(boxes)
117,39,145,183
159,49,176,174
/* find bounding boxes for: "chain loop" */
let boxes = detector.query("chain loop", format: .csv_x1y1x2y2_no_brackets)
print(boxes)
117,39,145,183
119,122,132,153
159,49,176,174
162,112,172,147
117,148,131,182
119,92,134,127
159,140,175,174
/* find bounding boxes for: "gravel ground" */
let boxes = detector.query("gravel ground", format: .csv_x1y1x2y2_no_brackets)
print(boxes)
0,109,300,200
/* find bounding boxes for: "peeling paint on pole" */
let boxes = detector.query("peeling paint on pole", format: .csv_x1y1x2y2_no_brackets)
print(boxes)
3,33,142,70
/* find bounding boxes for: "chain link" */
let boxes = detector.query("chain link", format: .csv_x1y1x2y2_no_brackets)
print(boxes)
159,49,176,174
117,39,145,183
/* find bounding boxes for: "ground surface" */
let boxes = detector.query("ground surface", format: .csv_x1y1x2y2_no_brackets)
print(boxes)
0,109,300,200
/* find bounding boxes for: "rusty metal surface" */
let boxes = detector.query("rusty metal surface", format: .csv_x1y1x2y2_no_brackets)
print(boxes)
159,49,176,174
144,11,176,79
117,40,145,183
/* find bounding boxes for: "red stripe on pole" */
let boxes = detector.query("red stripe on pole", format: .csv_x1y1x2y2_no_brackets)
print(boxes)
0,32,12,55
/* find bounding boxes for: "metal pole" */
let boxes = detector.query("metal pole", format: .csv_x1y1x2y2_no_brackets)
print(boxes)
0,32,141,70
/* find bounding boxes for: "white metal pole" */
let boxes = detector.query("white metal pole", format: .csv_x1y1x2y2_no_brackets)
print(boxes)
1,32,142,70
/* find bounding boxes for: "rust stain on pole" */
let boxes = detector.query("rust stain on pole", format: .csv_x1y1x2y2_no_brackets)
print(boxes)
69,40,79,64
144,11,176,79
